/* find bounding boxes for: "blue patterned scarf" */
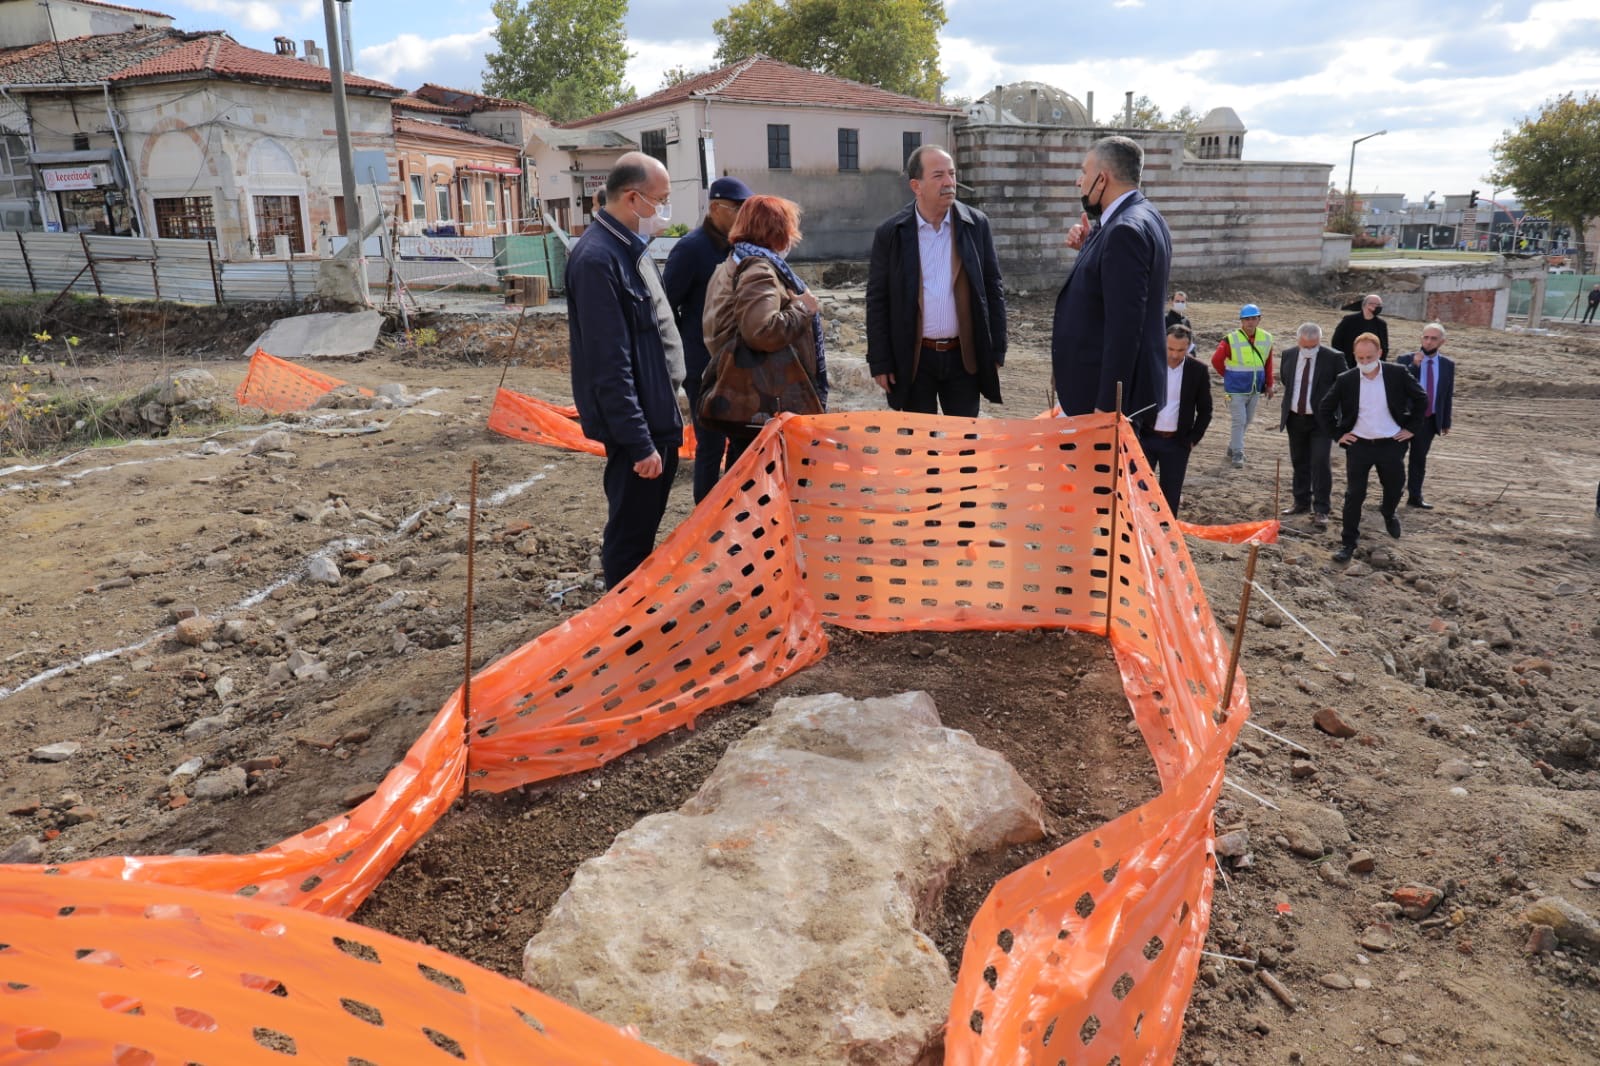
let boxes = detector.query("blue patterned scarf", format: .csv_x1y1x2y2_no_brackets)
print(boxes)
732,241,826,399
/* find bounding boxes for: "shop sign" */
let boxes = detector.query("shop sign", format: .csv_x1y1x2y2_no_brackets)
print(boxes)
42,165,112,191
581,172,607,196
399,235,495,259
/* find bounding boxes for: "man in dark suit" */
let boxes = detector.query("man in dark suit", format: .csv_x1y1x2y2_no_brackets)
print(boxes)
1139,324,1212,511
1051,135,1172,424
1396,322,1455,509
1277,322,1343,528
1330,294,1389,367
866,145,1007,416
663,176,752,502
1316,332,1427,562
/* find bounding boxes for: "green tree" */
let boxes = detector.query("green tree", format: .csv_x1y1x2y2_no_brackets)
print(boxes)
1490,92,1600,268
1110,97,1203,153
658,64,713,91
482,0,635,122
713,0,946,101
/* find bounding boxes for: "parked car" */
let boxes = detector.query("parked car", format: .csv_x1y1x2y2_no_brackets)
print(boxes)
1549,265,1575,274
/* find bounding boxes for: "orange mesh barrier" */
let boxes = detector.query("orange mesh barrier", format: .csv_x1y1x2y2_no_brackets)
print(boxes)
487,386,698,459
234,349,375,412
1179,517,1280,545
4,411,1252,1064
0,867,686,1064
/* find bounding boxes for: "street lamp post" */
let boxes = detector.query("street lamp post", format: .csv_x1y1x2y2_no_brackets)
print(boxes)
1345,129,1388,222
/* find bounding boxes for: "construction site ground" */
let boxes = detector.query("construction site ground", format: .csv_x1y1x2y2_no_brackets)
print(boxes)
1,280,1598,1065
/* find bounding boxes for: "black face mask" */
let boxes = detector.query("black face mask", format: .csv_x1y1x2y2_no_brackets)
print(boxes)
1081,172,1106,221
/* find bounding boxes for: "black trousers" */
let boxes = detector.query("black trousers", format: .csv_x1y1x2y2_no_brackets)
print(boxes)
1139,431,1191,512
1405,414,1439,501
683,372,731,504
1583,299,1599,324
1284,412,1333,513
601,438,680,589
1340,438,1405,548
905,345,981,417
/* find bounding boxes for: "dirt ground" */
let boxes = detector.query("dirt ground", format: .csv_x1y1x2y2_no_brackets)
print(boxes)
2,278,1599,1065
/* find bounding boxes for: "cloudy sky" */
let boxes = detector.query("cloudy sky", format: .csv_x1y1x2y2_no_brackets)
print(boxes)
158,0,1600,204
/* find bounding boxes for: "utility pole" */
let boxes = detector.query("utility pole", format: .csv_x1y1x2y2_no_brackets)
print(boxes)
322,0,368,302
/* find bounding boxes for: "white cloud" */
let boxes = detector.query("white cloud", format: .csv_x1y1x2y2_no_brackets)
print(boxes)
626,38,721,97
183,0,295,32
357,26,495,87
1503,0,1600,51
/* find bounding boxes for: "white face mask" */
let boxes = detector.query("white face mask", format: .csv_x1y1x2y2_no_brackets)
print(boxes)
1172,301,1187,312
1358,359,1382,377
635,190,672,237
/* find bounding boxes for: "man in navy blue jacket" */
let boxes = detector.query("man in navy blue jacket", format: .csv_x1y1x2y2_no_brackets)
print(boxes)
567,151,685,588
1396,322,1455,509
663,176,751,502
1051,135,1172,426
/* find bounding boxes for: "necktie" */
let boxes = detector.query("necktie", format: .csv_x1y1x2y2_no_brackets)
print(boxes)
1296,352,1312,413
1424,358,1435,417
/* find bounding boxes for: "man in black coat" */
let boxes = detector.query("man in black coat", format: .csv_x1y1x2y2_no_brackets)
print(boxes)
663,176,751,502
1330,293,1389,367
866,145,1007,416
1277,322,1344,527
1139,324,1212,511
1051,135,1172,425
1316,332,1427,562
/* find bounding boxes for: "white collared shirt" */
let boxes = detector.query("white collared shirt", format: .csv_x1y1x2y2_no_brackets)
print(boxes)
1154,362,1185,431
916,206,958,339
1352,369,1402,439
1097,189,1137,228
1291,345,1319,414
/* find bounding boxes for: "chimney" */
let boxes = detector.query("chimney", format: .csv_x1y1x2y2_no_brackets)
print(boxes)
273,36,295,56
303,40,323,66
1029,87,1040,124
1086,91,1094,124
338,0,354,73
1124,90,1134,127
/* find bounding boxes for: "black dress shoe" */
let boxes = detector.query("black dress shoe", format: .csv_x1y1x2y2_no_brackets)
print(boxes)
1332,545,1355,563
1385,514,1402,538
1281,504,1310,515
1406,498,1434,510
1312,512,1329,528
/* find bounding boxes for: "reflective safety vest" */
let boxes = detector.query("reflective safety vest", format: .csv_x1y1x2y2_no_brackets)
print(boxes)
1223,328,1272,394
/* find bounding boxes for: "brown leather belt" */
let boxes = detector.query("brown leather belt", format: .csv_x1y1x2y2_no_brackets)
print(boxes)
1148,429,1179,438
921,337,959,351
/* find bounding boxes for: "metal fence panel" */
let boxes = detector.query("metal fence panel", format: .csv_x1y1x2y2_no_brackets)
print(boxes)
219,260,322,302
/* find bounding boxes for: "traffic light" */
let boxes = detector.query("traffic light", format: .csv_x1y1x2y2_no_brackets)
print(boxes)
1469,189,1479,209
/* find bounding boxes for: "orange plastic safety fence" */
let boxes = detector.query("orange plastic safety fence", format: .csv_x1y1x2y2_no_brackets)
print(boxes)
487,386,698,459
1179,517,1280,545
0,867,688,1065
234,349,373,412
3,410,1251,1066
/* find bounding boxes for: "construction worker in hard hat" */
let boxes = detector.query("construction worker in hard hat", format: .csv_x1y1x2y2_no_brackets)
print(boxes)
1210,303,1275,468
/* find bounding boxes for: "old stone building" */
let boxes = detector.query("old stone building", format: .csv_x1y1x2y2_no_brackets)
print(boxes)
957,87,1334,288
0,17,401,258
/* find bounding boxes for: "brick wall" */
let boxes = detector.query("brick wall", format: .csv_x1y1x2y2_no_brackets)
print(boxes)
1425,287,1497,328
954,125,1333,290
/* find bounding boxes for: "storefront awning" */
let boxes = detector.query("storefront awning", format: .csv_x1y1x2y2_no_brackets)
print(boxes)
29,149,115,166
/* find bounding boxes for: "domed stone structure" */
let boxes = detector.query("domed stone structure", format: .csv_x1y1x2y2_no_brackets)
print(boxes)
978,81,1091,126
1195,106,1246,159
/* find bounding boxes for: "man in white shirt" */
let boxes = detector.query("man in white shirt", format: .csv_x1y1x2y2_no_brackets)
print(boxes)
1277,322,1343,528
1138,323,1213,511
1316,333,1427,563
866,145,1008,416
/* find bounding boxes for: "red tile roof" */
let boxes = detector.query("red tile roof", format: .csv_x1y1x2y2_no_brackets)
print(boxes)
394,93,464,116
416,83,548,119
0,27,187,83
112,34,401,94
393,116,520,155
562,55,962,128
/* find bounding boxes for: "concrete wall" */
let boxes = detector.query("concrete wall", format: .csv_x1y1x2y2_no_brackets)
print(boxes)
0,0,169,47
954,124,1333,290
